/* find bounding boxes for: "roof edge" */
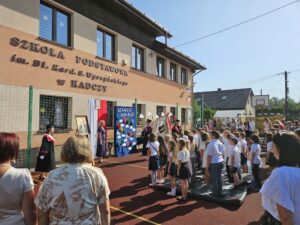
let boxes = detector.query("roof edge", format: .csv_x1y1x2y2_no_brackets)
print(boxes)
116,0,173,38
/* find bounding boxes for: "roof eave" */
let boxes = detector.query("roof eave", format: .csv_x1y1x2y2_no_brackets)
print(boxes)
115,0,173,38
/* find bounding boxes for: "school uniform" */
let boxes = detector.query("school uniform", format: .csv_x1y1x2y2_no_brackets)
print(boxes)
224,139,233,183
227,145,241,174
168,151,177,177
207,139,224,197
239,139,248,166
177,150,191,179
266,141,277,167
251,143,262,188
146,141,160,171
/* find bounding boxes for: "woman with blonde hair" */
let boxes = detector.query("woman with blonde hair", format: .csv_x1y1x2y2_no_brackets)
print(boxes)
35,135,111,225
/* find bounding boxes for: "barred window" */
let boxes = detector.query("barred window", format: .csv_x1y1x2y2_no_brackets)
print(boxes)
107,101,114,127
39,95,71,132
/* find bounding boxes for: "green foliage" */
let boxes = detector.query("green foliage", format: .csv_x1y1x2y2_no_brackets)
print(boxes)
204,107,216,120
267,97,300,120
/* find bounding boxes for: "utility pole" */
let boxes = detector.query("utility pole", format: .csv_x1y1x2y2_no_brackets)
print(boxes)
284,71,289,118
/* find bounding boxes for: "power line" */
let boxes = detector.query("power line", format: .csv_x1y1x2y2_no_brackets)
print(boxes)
175,0,300,48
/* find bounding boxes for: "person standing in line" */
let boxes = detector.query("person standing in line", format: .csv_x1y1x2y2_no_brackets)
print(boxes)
142,119,152,156
35,124,56,179
206,131,224,197
225,133,234,183
263,117,272,134
0,133,36,225
249,134,262,190
244,119,252,138
176,139,191,201
249,118,256,134
260,132,300,225
265,133,278,169
166,140,178,197
188,134,197,183
200,132,210,183
228,137,241,187
147,133,160,188
157,135,167,184
239,132,249,173
96,120,106,163
35,136,111,225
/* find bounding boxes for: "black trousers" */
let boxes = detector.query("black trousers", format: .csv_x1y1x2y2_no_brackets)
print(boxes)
252,164,261,188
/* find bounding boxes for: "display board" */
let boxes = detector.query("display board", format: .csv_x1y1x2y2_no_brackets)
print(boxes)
114,106,137,157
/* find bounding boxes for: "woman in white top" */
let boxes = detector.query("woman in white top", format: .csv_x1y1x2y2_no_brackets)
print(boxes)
260,132,300,225
176,139,190,201
0,133,36,225
265,133,277,169
147,133,160,187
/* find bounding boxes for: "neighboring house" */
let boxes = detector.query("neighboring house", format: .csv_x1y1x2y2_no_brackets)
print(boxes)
195,88,255,118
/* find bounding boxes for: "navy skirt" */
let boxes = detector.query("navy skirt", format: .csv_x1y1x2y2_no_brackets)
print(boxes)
149,155,160,171
169,162,177,177
178,162,190,179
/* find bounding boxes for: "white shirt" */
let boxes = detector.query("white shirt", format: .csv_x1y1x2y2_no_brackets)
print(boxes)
200,142,208,168
0,167,34,225
260,166,300,224
264,122,270,133
249,121,255,132
223,139,231,160
189,143,196,158
177,149,190,163
168,151,175,163
239,139,248,154
250,143,262,165
207,139,224,164
227,145,241,168
266,141,273,152
146,141,159,156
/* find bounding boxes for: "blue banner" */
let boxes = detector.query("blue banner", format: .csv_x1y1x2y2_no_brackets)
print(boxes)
114,106,137,157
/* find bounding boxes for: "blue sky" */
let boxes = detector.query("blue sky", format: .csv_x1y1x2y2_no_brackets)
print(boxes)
128,0,300,101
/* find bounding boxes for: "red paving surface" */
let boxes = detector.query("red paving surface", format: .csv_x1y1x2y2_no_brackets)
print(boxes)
99,153,264,225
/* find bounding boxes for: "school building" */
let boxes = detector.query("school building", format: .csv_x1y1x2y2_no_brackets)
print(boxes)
0,0,205,167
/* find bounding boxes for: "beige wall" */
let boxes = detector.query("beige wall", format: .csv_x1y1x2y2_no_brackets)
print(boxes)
0,0,194,88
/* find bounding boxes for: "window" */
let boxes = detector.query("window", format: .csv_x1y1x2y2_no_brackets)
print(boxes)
39,2,71,46
181,68,188,85
170,107,176,123
39,95,71,131
156,57,165,77
181,108,187,124
170,63,177,81
156,106,164,117
97,29,115,61
132,45,144,71
107,101,115,127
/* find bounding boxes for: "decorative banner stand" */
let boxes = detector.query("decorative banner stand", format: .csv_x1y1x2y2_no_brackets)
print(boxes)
114,106,137,157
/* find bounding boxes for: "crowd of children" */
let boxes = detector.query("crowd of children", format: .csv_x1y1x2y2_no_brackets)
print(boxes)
145,117,300,201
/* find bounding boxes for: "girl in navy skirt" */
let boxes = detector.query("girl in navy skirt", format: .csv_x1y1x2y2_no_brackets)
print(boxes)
176,139,191,201
167,140,178,196
157,135,168,184
147,133,160,187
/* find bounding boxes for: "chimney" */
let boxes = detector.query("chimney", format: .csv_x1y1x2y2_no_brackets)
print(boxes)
217,88,221,91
